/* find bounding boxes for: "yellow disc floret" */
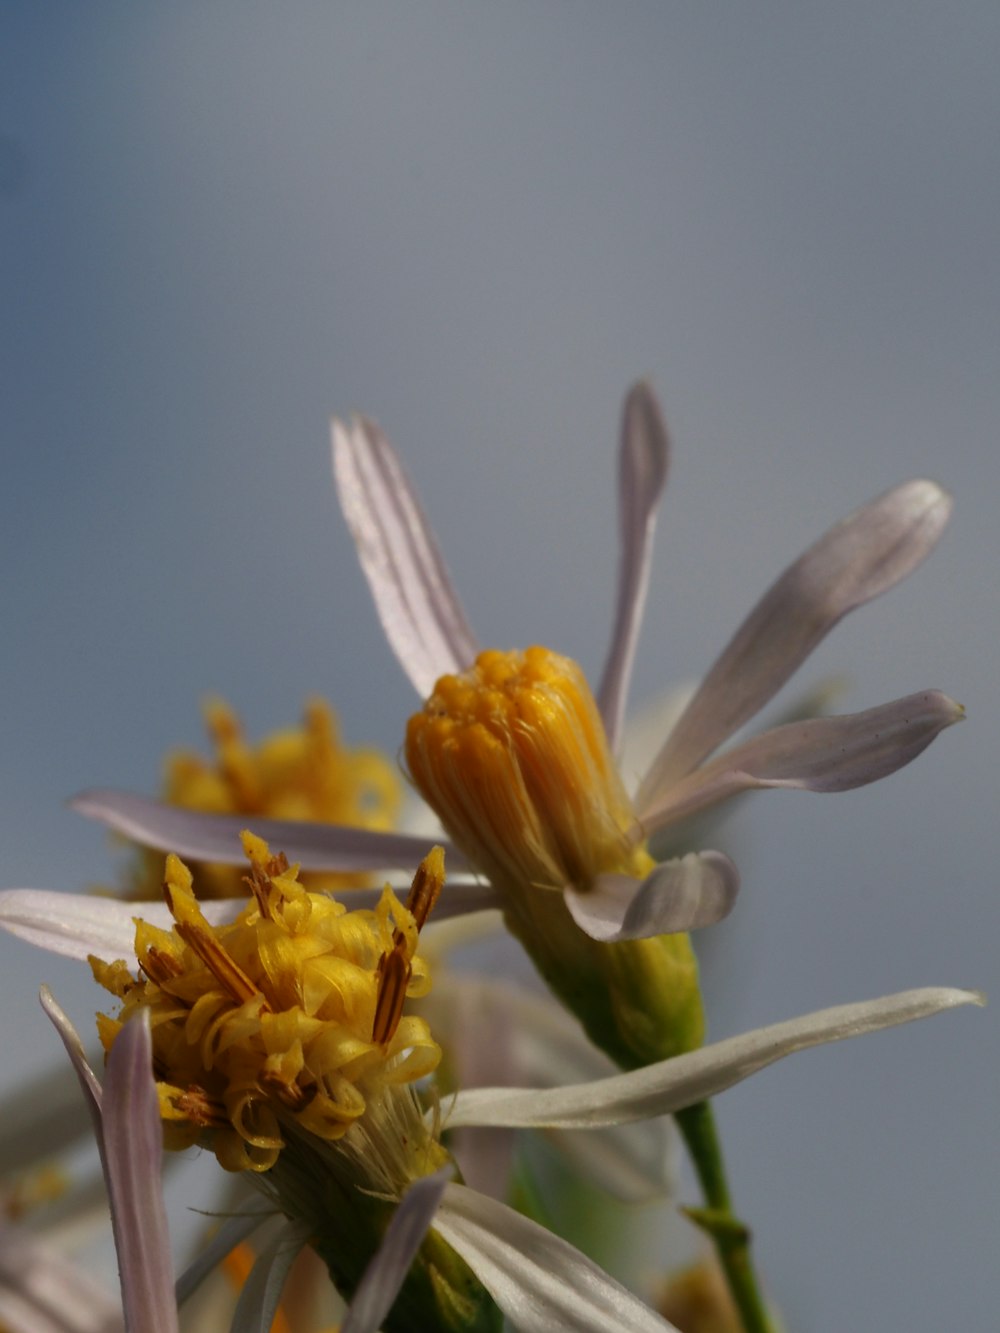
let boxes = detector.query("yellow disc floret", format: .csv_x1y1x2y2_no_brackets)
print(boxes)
93,834,442,1173
406,647,644,891
126,696,400,899
406,645,704,1070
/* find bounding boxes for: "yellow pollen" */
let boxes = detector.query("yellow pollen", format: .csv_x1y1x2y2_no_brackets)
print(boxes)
406,647,639,891
92,837,442,1172
125,696,402,899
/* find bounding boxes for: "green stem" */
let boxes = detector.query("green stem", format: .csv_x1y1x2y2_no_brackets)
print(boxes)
674,1099,773,1333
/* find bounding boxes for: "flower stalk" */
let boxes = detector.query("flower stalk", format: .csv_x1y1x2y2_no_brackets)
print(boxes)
676,1099,774,1333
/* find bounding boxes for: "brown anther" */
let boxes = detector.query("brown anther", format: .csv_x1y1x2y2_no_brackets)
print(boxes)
165,882,265,1007
372,945,411,1045
139,947,185,986
405,846,445,930
260,1070,317,1112
242,849,290,919
172,1086,229,1128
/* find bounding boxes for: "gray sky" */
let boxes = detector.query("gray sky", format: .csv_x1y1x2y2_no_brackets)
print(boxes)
2,6,998,1328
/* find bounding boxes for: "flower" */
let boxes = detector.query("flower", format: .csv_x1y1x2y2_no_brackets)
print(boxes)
34,988,457,1333
0,856,981,1331
65,384,962,1067
121,695,401,899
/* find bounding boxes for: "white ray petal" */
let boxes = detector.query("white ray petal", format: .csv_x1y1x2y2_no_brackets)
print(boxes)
563,851,740,942
175,1201,275,1308
434,1183,677,1333
102,1013,177,1333
3,892,242,962
638,691,965,832
639,478,952,805
340,1171,451,1333
596,382,670,754
0,1223,122,1333
332,414,479,696
442,987,982,1131
229,1220,313,1333
70,789,465,873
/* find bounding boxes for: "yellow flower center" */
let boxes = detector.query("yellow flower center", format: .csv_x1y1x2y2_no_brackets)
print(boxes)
127,696,401,899
93,835,443,1174
406,646,705,1071
406,646,644,893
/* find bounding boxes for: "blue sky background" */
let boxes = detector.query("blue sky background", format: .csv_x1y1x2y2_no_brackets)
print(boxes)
2,5,998,1328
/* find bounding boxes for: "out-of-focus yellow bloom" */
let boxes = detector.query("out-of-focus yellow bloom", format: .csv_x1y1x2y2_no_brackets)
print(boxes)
127,696,400,898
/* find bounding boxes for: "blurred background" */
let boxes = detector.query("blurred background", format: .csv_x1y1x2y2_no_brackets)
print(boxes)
1,4,997,1328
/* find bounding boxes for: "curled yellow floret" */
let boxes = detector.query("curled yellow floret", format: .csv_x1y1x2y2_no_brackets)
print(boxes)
93,835,442,1172
406,646,643,891
127,696,400,899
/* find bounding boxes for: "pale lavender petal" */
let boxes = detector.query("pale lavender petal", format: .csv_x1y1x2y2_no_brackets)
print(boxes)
562,851,739,942
332,415,480,696
39,988,103,1123
638,479,952,806
70,788,465,873
443,987,982,1132
421,976,674,1202
4,891,241,962
102,1011,178,1333
639,692,964,833
175,1202,274,1308
596,383,670,754
340,1171,451,1333
0,1223,122,1333
229,1219,313,1333
434,1183,678,1333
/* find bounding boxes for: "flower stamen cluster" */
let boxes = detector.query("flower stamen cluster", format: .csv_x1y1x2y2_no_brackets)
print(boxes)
92,832,442,1172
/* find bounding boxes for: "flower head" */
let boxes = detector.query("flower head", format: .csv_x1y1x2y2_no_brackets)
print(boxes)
94,833,442,1177
71,383,962,1070
125,696,400,899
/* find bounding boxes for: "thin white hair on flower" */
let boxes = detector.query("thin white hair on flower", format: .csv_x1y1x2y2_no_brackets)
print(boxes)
40,990,178,1333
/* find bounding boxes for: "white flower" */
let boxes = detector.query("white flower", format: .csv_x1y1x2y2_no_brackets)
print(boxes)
69,383,961,945
0,888,981,1332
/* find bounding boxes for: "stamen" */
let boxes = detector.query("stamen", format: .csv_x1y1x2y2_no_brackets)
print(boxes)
373,847,445,1045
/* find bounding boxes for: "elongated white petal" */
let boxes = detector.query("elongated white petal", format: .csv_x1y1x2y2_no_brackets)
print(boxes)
3,891,241,962
332,414,479,696
596,383,670,754
563,851,740,942
229,1220,313,1333
443,987,982,1131
1,878,498,964
422,975,674,1202
340,1171,451,1333
103,1013,178,1333
434,1183,677,1333
639,479,952,804
71,788,466,873
175,1201,275,1307
0,1223,122,1333
640,691,965,832
39,988,103,1123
